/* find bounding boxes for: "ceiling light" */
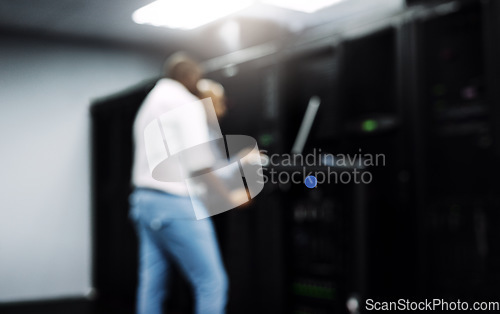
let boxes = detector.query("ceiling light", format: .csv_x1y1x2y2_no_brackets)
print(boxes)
260,0,346,13
132,0,254,30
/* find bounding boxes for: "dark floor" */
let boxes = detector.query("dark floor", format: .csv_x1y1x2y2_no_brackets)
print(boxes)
0,299,135,314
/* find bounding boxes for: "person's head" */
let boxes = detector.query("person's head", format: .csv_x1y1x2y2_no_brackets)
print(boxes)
197,79,227,119
165,52,202,96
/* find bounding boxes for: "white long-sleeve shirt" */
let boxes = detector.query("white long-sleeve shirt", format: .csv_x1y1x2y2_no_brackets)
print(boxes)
132,78,216,196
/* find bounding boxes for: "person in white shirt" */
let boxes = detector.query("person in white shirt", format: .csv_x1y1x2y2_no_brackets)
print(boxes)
129,53,231,314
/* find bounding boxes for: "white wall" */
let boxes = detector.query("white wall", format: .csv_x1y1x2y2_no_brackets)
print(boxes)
0,35,163,302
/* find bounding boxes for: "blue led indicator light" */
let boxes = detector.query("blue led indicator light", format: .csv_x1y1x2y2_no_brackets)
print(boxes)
305,176,317,188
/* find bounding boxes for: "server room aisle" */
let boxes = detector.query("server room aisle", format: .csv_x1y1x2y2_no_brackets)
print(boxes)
2,0,500,313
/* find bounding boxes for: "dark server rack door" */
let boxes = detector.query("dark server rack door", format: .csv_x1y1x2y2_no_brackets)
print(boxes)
279,175,367,314
413,0,500,300
90,80,155,311
205,59,287,314
336,27,417,301
277,44,371,313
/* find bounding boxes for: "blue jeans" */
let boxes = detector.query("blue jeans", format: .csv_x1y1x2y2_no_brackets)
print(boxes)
129,188,228,314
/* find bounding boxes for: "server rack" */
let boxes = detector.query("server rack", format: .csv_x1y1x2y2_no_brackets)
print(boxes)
90,80,195,313
276,43,372,313
337,27,419,300
90,81,150,312
205,57,287,314
408,0,500,299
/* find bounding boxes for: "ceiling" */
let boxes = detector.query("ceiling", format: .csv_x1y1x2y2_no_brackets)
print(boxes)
0,0,404,58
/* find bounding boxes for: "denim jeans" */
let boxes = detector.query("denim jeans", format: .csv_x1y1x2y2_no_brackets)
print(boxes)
129,188,228,314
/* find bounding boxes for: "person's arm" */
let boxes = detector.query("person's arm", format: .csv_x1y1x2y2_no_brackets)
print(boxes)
191,168,249,207
176,98,248,207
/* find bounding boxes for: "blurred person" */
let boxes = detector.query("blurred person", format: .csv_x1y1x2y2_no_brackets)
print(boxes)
130,53,243,314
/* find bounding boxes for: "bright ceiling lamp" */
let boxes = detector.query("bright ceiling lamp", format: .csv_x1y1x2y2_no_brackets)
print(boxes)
261,0,346,13
132,0,254,30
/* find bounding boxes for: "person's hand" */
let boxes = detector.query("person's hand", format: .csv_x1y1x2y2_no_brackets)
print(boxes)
238,149,268,166
236,148,253,161
229,189,250,208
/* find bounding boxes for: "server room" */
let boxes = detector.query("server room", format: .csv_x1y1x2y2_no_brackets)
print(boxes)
1,0,500,313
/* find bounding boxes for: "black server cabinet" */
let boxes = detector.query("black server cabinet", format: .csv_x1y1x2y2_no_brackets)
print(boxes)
337,27,418,301
205,58,287,314
91,80,195,313
278,45,370,313
90,80,154,312
278,173,367,314
410,0,500,299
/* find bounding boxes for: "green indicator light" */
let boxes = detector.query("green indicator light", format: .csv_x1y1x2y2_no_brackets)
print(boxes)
259,134,273,146
362,119,378,132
